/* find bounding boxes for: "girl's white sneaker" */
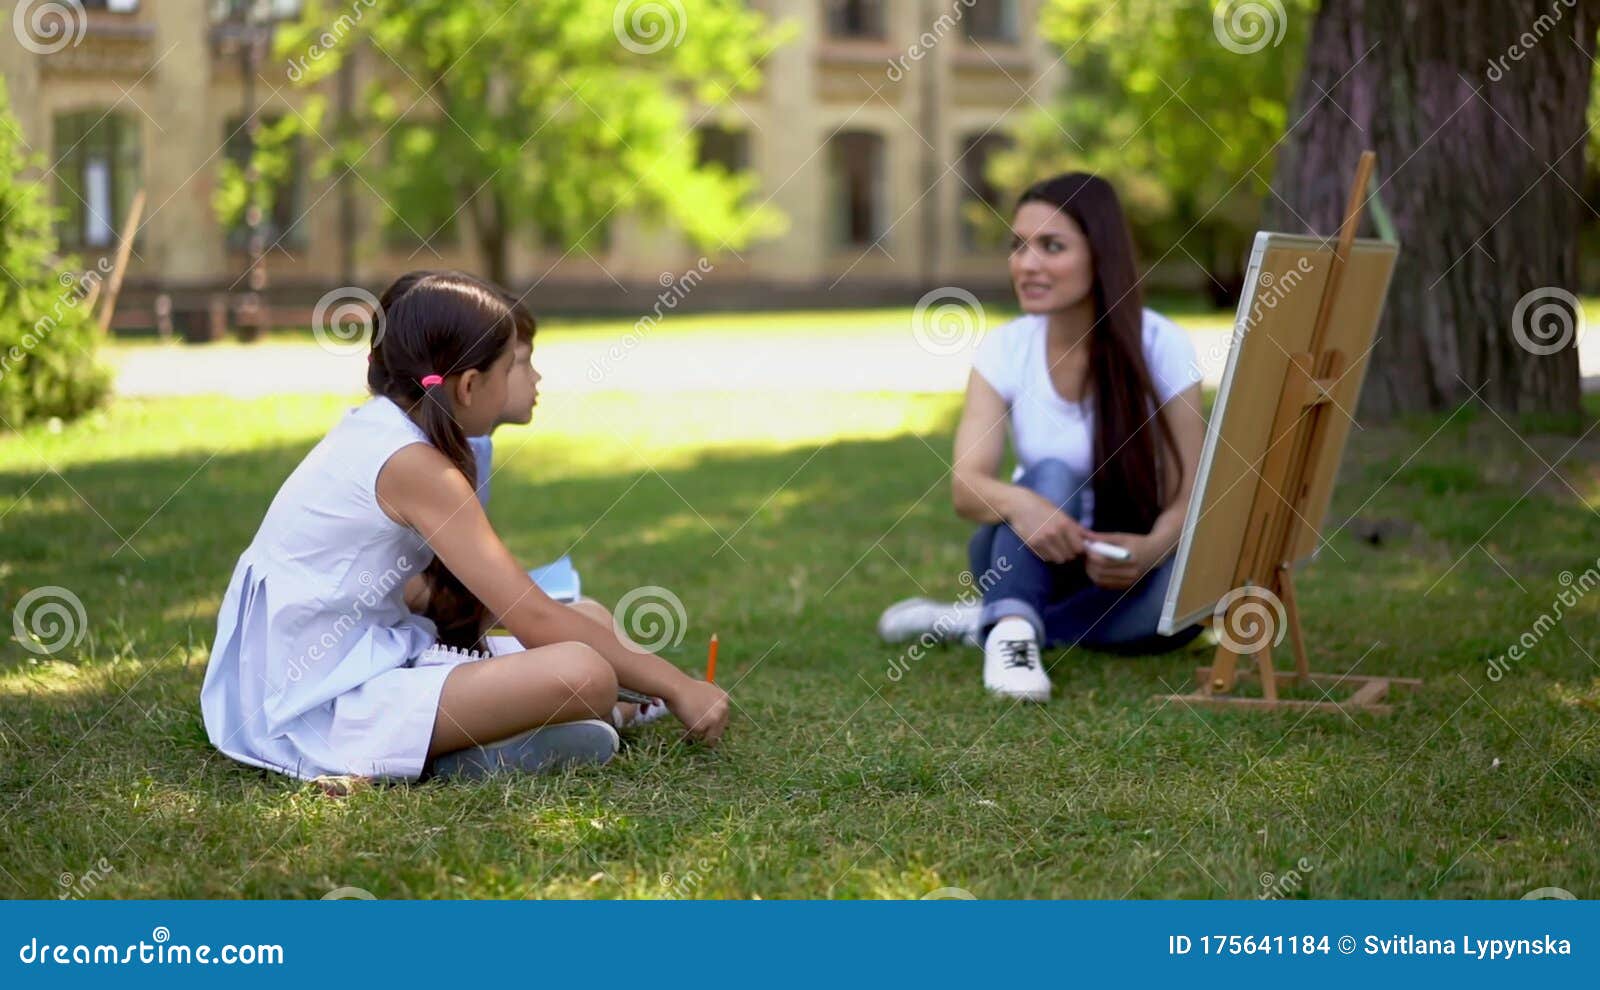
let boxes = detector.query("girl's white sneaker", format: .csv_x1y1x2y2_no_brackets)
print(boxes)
982,618,1051,702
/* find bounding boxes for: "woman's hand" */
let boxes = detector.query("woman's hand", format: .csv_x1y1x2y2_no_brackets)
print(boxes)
1007,491,1087,563
665,678,730,746
1081,531,1160,590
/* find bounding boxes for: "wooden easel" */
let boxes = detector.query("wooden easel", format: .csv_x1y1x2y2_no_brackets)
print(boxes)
1162,152,1421,716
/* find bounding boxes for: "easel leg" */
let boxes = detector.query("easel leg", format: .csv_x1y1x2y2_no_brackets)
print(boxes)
1277,566,1311,681
1257,643,1278,703
1210,641,1241,694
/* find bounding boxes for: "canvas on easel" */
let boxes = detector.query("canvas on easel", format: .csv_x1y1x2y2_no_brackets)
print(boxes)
1156,152,1421,714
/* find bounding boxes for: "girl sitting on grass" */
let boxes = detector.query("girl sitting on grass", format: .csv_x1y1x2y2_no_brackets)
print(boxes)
201,271,728,782
381,270,669,729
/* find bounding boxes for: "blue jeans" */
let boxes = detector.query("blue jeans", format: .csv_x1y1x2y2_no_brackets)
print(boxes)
966,458,1203,654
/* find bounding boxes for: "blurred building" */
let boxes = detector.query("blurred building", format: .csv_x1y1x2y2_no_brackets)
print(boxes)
1,0,1061,332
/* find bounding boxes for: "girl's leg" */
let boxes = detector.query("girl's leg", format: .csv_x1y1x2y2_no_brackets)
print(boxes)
428,642,617,757
1039,556,1204,655
568,597,614,627
977,458,1088,639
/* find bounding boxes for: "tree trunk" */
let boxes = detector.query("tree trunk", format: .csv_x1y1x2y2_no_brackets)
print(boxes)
1267,0,1595,420
469,187,510,287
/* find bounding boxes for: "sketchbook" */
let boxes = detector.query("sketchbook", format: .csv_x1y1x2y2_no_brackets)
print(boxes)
526,555,581,603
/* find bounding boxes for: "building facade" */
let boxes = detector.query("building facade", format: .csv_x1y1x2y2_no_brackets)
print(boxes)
1,0,1062,329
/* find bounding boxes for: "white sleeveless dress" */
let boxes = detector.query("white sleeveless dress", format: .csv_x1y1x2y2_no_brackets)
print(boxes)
201,396,476,781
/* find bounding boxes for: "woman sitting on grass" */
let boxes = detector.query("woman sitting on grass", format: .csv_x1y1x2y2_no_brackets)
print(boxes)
878,173,1206,702
201,271,728,782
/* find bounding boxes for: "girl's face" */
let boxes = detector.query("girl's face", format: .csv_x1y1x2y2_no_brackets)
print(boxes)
1008,202,1095,315
499,338,540,426
455,339,515,437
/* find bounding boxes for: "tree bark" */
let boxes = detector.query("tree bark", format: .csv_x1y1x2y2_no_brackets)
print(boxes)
1267,0,1595,420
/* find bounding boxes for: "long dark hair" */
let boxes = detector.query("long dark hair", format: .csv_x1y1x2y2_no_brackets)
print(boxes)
1015,173,1180,535
367,271,515,648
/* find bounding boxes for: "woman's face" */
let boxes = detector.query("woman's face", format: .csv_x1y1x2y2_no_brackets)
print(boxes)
1008,202,1094,315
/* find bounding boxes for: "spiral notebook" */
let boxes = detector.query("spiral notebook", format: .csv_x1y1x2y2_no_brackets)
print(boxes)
479,555,581,658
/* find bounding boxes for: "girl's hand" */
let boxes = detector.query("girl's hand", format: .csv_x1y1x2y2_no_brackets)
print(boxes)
1007,491,1087,563
666,678,729,746
1081,531,1157,590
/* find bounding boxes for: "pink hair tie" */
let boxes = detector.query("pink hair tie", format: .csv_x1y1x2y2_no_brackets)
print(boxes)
420,374,444,388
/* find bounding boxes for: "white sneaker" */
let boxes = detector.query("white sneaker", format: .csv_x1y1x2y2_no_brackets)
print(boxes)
983,618,1051,702
876,597,981,645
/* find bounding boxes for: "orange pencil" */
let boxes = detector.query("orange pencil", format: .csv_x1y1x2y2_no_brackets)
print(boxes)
706,633,719,683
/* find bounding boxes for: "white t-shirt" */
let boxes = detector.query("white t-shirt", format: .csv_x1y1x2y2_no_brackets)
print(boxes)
970,308,1200,526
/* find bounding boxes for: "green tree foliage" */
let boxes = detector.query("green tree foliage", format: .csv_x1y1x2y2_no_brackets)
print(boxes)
262,0,789,282
0,79,111,430
986,0,1316,302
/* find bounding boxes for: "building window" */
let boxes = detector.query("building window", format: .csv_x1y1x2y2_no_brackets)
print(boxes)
964,0,1020,43
825,0,885,40
222,116,306,251
209,0,301,20
52,111,141,251
696,126,749,174
959,132,1012,250
828,131,886,248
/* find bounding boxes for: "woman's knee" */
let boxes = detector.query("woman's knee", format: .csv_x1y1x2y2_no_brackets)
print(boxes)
1019,458,1082,507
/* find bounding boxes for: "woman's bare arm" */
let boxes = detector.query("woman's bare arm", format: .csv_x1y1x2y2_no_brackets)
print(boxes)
1082,382,1206,588
952,371,1086,562
1141,382,1206,560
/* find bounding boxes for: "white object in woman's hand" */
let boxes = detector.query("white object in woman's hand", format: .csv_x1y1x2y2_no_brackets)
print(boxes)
1085,539,1131,561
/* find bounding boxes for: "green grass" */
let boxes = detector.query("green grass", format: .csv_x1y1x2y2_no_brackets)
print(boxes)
1,387,1597,899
